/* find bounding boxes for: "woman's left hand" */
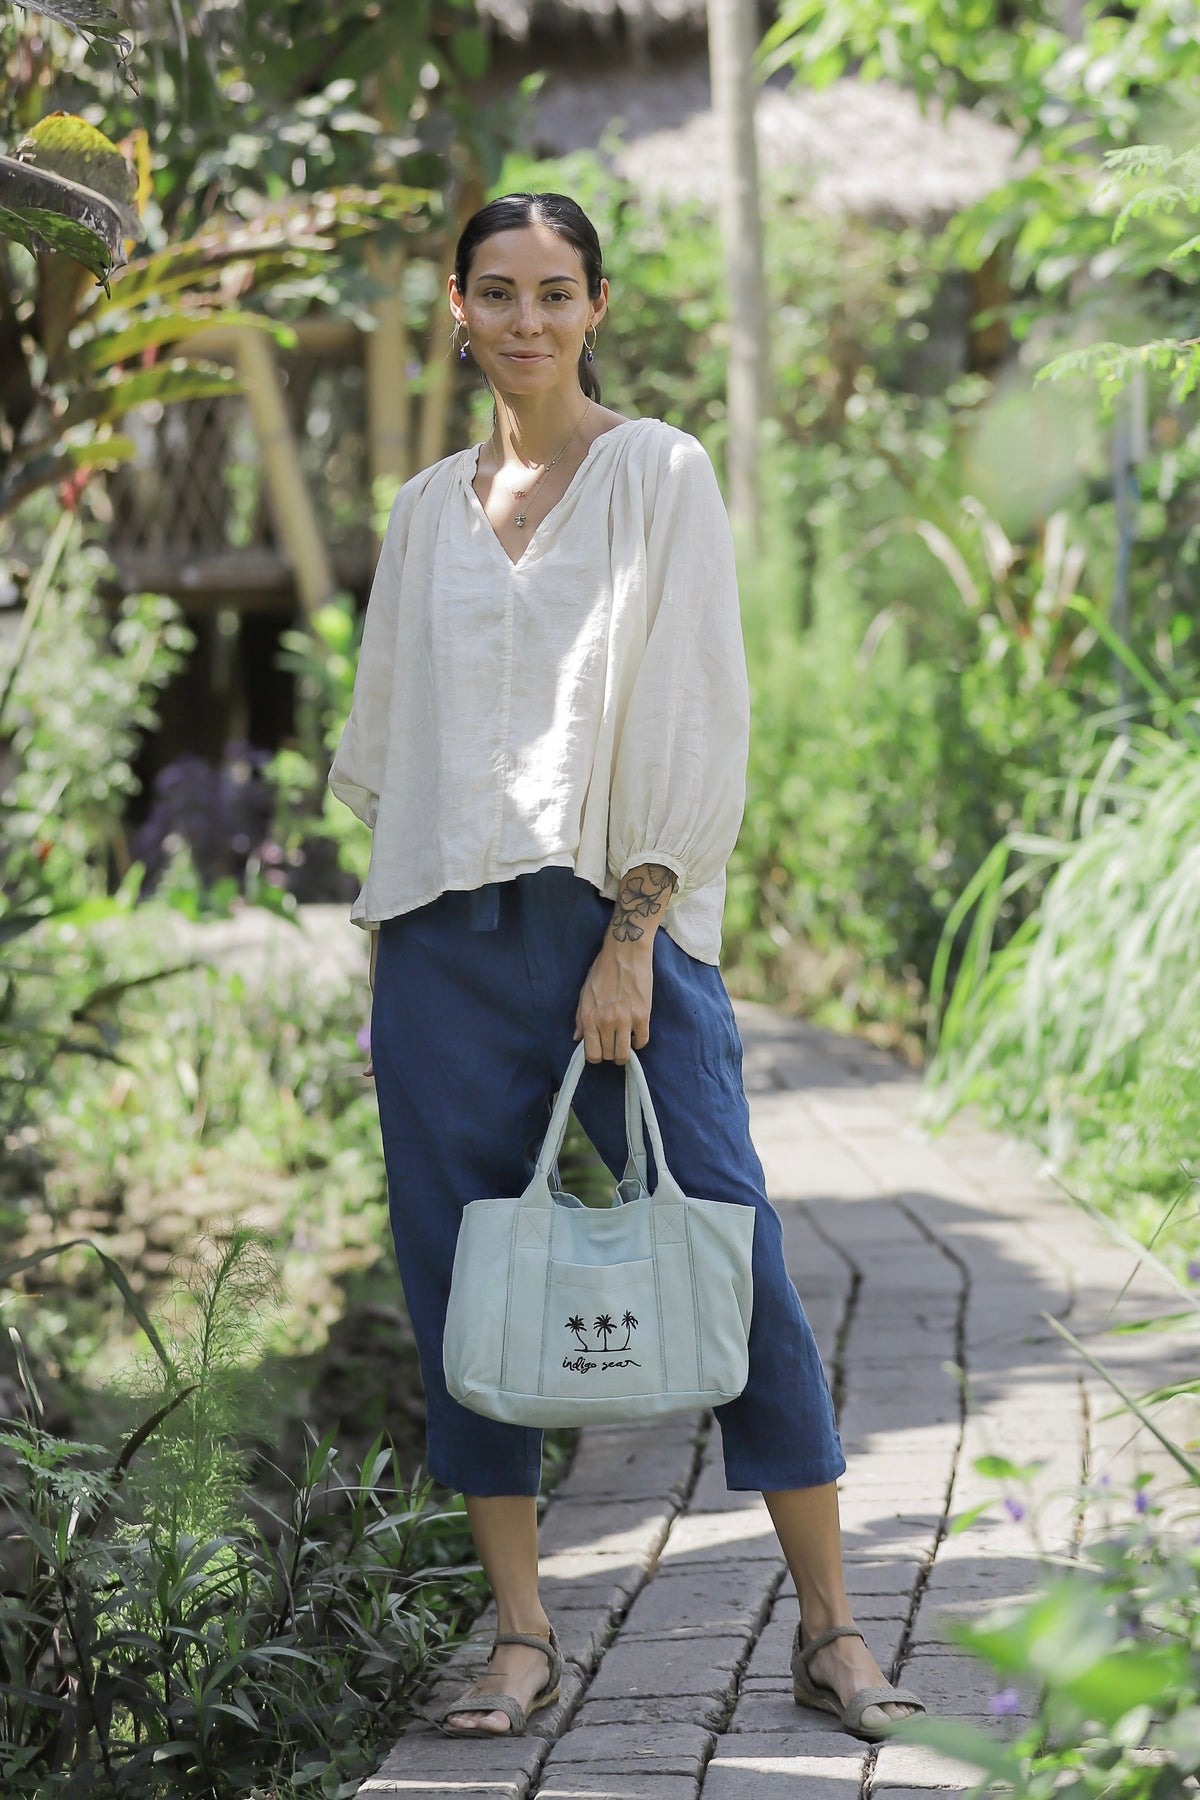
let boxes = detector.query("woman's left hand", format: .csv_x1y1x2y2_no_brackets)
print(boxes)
574,937,654,1064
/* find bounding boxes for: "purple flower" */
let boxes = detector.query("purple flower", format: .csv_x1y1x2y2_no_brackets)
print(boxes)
1097,1473,1111,1490
1135,1488,1151,1515
990,1688,1021,1716
356,1024,371,1055
1187,1260,1200,1283
1004,1496,1026,1522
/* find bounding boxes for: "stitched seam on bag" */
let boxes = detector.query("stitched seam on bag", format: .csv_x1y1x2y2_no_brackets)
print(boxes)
499,1206,519,1394
651,1203,669,1392
684,1202,704,1394
538,1205,555,1398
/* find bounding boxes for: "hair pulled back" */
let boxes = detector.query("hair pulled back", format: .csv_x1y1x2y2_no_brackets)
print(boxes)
454,191,605,404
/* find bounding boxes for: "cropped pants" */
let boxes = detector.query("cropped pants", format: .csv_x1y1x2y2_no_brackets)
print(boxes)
370,867,846,1497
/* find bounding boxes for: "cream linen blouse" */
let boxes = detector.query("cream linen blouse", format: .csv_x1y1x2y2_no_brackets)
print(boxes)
327,415,750,964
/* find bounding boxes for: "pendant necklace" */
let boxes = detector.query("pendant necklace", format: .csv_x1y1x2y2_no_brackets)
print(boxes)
493,399,592,528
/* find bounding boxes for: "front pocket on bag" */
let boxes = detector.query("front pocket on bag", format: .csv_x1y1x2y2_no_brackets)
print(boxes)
540,1259,662,1399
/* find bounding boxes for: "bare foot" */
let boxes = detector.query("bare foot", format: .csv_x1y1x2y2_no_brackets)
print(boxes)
801,1629,919,1732
444,1631,555,1735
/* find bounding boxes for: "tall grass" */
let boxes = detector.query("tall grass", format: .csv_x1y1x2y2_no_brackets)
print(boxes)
723,479,1077,1055
923,715,1200,1263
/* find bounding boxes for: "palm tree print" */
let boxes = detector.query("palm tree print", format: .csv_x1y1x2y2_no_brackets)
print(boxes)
617,1310,638,1351
594,1313,615,1351
566,1315,588,1351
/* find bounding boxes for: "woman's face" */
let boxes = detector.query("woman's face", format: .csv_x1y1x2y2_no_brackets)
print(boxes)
449,221,608,396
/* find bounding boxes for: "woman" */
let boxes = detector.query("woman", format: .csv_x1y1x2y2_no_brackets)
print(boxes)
328,191,926,1742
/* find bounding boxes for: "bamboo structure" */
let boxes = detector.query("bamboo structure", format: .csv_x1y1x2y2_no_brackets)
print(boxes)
706,0,768,546
364,236,413,517
418,175,484,475
232,326,337,617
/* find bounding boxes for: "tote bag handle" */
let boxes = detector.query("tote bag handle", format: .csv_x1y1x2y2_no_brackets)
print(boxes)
530,1043,675,1205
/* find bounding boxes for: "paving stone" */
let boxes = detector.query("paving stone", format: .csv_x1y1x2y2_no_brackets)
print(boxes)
540,1608,613,1671
542,1723,713,1775
538,1777,699,1799
554,1420,704,1504
724,1689,818,1732
361,1726,538,1786
573,1692,730,1730
620,1562,777,1640
778,1559,918,1600
540,1566,649,1622
702,1731,866,1799
539,1499,677,1560
686,1455,777,1515
587,1634,747,1702
873,1735,998,1787
869,1790,970,1799
359,1783,525,1797
539,1546,658,1591
656,1508,785,1563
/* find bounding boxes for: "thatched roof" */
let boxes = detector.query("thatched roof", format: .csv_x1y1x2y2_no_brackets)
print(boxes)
480,0,705,39
526,63,1024,226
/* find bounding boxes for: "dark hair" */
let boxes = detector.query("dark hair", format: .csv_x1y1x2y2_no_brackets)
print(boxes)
454,191,604,404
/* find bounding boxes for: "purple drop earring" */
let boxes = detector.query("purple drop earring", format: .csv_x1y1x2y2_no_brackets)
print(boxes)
584,325,597,365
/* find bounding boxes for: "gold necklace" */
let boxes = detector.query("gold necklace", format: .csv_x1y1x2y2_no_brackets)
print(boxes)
492,401,592,528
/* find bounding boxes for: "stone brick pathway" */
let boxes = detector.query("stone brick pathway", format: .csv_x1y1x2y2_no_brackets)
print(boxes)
358,1000,1197,1800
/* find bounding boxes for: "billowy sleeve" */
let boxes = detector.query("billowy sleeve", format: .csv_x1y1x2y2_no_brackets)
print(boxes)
326,486,412,831
608,434,750,902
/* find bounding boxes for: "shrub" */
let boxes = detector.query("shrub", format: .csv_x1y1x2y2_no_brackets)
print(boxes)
0,1234,483,1800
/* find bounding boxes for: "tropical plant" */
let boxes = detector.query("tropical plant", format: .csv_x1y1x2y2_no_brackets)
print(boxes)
894,1249,1200,1800
0,1231,484,1799
0,504,194,912
0,0,436,520
760,0,1200,323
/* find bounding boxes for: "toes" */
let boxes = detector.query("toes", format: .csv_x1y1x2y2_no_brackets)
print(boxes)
446,1710,511,1734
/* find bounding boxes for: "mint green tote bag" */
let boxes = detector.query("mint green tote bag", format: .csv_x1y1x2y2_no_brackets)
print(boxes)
442,1042,755,1427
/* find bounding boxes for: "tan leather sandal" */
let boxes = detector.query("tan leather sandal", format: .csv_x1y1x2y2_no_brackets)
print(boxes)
423,1626,563,1738
791,1623,927,1742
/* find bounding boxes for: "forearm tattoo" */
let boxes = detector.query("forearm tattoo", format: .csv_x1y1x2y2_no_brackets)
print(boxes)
609,864,678,942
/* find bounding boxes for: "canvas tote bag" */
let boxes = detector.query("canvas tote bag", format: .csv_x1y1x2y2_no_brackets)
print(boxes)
443,1042,755,1426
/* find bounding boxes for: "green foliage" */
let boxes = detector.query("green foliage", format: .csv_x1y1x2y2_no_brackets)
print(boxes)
0,1234,481,1799
899,1279,1200,1800
2,894,383,1376
0,109,141,280
6,0,134,77
762,0,1200,330
719,464,1083,1052
922,716,1200,1265
902,1539,1200,1799
272,597,372,886
0,509,194,916
1025,139,1200,414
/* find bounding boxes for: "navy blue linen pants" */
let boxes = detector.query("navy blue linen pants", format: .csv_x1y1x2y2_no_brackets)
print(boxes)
370,867,846,1498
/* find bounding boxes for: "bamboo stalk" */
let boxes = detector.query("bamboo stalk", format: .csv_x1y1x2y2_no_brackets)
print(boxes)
233,327,335,617
364,236,412,515
183,318,360,361
706,0,768,548
417,176,483,474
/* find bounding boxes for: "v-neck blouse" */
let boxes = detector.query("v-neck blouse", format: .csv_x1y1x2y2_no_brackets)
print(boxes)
327,416,749,964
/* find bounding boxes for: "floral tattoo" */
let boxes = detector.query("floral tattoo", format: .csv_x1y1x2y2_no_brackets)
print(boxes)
609,864,678,942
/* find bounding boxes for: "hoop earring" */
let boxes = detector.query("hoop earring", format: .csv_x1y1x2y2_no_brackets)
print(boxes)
584,325,597,365
453,321,470,362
